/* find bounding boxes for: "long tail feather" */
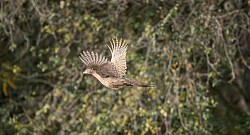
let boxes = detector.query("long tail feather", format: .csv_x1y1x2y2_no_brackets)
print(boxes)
124,78,154,87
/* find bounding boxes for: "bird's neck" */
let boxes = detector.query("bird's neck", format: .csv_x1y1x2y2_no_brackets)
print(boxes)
91,72,113,88
91,72,102,81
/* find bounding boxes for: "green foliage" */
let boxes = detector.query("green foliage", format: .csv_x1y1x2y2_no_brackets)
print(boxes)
1,0,250,134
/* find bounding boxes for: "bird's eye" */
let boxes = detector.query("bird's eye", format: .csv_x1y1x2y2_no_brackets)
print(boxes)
91,67,94,70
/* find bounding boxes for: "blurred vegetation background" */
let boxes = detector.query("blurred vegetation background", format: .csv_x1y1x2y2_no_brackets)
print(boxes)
1,0,250,134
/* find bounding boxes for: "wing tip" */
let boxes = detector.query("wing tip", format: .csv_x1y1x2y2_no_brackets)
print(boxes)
79,50,107,67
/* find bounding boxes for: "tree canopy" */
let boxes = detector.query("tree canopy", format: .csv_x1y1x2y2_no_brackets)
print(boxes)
1,0,250,134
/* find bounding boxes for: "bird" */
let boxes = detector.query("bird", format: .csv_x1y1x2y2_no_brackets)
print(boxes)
79,38,152,89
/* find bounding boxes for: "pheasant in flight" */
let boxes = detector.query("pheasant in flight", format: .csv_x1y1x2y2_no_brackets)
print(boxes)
79,38,152,89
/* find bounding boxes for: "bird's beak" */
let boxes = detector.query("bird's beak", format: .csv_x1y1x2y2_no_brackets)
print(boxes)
83,70,88,74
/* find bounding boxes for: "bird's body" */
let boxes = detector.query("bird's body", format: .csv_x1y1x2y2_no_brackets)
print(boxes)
79,38,152,89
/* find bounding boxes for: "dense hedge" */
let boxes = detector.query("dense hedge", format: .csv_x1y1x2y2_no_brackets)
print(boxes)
1,0,250,134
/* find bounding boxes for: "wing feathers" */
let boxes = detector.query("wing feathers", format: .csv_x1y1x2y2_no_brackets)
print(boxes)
107,38,128,77
79,51,107,68
79,38,128,78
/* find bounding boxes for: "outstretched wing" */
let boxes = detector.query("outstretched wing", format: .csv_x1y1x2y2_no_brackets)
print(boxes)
107,38,128,77
79,51,108,68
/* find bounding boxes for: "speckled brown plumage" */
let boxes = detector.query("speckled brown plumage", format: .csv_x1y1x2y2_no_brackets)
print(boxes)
79,38,152,89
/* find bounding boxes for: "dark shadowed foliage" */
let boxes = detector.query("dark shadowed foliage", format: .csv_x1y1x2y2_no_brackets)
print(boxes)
1,0,250,134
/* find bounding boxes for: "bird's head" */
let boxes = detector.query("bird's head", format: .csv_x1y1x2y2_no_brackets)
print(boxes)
83,68,96,75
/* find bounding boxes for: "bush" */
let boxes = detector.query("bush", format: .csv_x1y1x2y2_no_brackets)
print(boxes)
1,0,250,134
